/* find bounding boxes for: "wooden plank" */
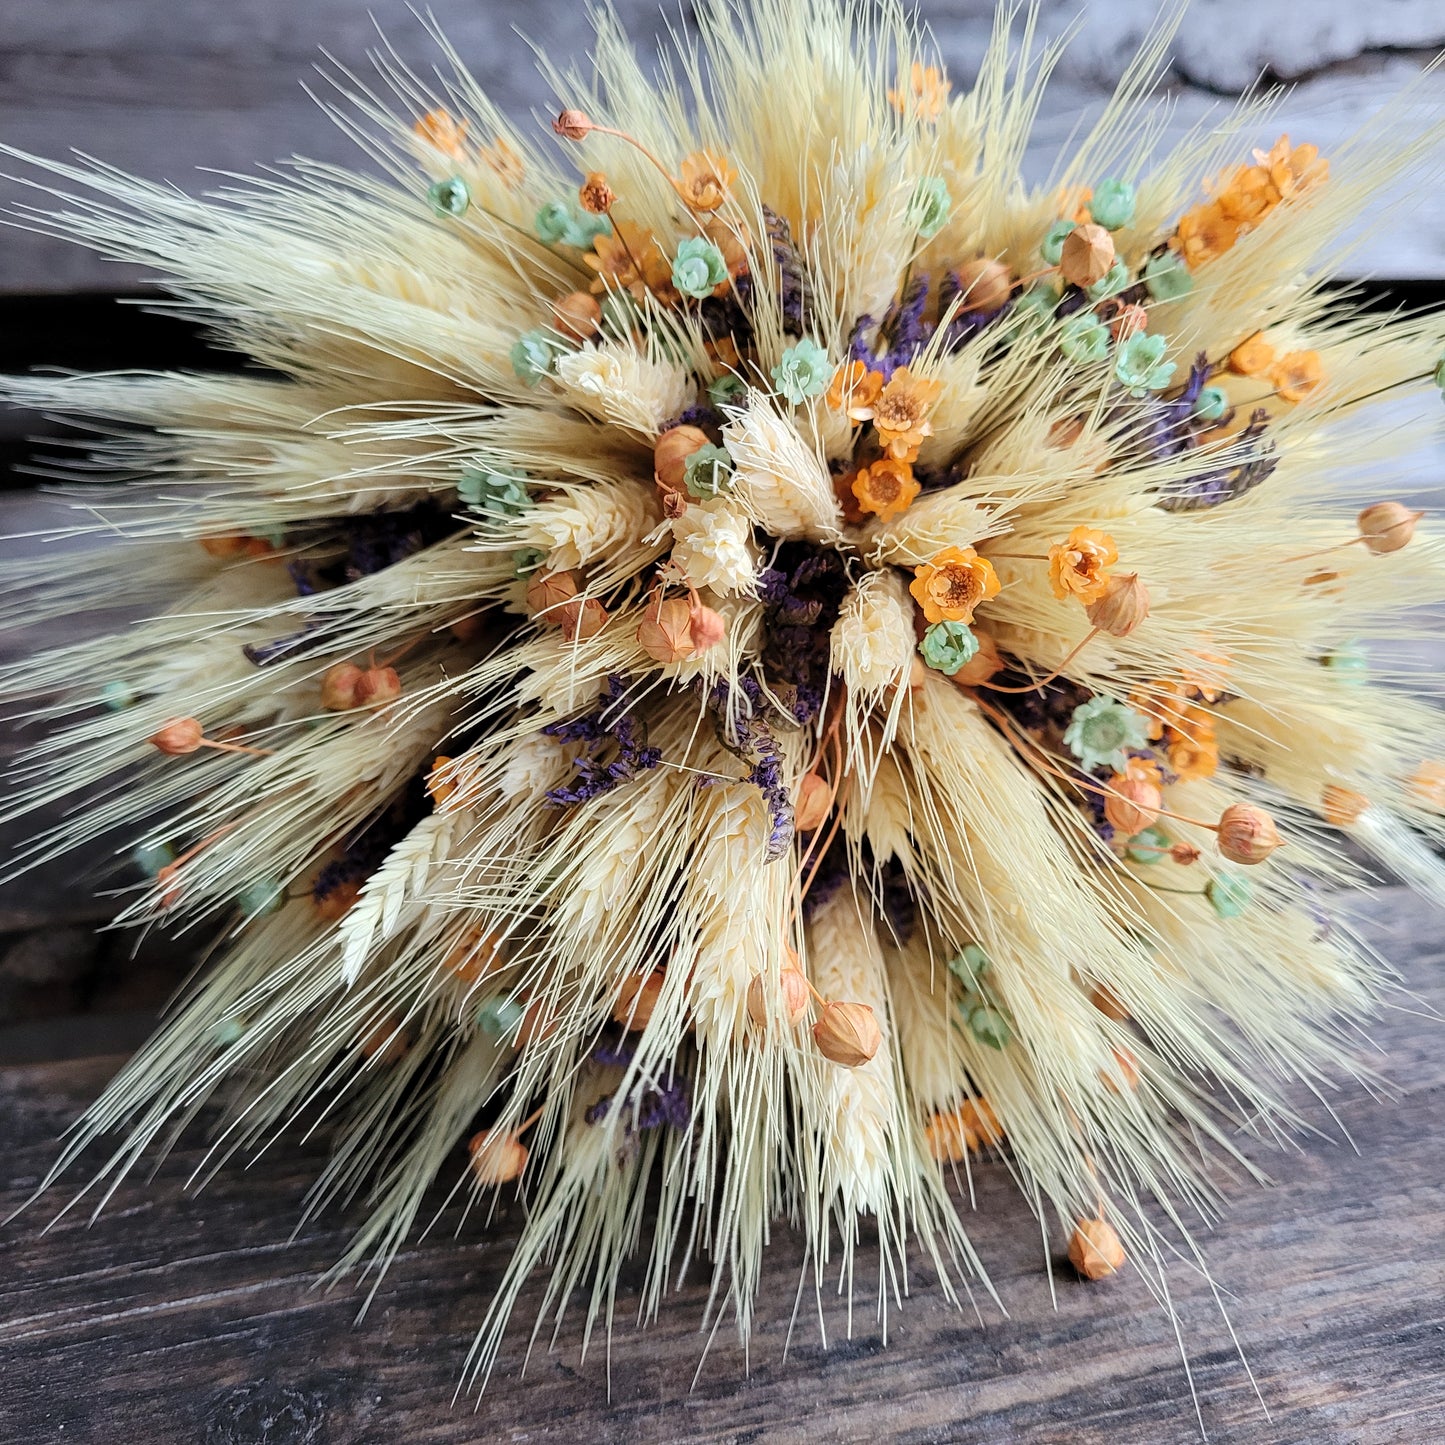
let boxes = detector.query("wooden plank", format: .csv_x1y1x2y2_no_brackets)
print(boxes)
3,884,1445,1443
0,1,1443,292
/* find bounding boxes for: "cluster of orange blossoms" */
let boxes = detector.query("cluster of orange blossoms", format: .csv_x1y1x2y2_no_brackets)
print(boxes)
413,109,524,186
887,62,951,122
826,361,943,521
1228,333,1324,406
1172,136,1327,269
1128,678,1222,783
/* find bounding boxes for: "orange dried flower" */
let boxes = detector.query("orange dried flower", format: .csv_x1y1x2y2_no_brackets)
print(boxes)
414,109,469,161
1174,200,1239,268
909,545,1001,625
870,366,942,461
677,151,735,213
1047,526,1118,605
925,1097,1003,1161
559,596,608,642
1229,334,1275,376
887,62,951,121
1253,136,1328,199
427,754,458,808
583,221,667,296
150,717,204,755
702,215,751,279
637,597,696,664
1321,784,1369,828
1217,164,1280,225
825,360,885,424
578,171,615,215
851,457,920,522
446,927,507,986
480,137,525,188
1110,304,1149,342
1410,762,1445,810
527,568,581,621
1268,350,1323,404
1167,729,1220,783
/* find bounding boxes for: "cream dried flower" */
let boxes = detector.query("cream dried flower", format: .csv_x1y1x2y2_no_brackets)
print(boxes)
668,500,758,595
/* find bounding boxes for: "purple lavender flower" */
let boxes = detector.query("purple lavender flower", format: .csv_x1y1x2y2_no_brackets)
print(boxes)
544,673,662,806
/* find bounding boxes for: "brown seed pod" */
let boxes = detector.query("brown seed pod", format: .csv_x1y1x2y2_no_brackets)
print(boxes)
1170,842,1202,865
150,717,204,755
559,596,608,642
1059,222,1115,288
637,597,696,663
1085,572,1150,638
613,969,665,1031
1068,1216,1126,1279
687,603,727,654
1216,801,1282,865
552,109,593,141
467,1128,528,1186
1321,784,1369,828
553,290,602,340
794,772,835,832
320,661,364,711
515,997,557,1049
359,1017,408,1065
745,963,811,1029
354,665,402,708
653,425,711,492
951,257,1012,313
1110,304,1149,341
1104,776,1162,836
1357,501,1423,555
526,568,581,620
812,1000,882,1067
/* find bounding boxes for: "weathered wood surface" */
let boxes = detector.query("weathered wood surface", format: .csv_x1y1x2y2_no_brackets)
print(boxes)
1,0,1444,293
3,884,1445,1444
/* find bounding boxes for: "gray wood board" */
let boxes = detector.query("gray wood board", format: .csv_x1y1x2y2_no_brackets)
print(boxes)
3,883,1445,1444
0,1,1444,292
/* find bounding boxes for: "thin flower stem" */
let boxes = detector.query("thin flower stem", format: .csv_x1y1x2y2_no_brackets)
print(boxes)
977,628,1101,694
201,737,274,758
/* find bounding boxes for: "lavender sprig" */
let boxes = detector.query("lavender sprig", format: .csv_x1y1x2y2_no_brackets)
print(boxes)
544,673,662,806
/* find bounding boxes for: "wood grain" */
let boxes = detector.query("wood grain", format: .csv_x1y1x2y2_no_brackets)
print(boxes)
1,0,1444,292
3,884,1444,1444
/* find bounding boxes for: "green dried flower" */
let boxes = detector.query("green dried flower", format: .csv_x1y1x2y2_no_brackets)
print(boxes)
101,679,136,712
1321,640,1367,685
672,237,729,298
1114,332,1176,396
967,1004,1013,1050
771,338,831,403
1063,695,1149,772
919,620,979,674
427,176,471,218
1192,385,1229,422
1088,178,1136,231
477,997,526,1038
132,841,175,877
510,330,563,386
511,547,546,577
1009,285,1060,334
683,443,734,499
1144,251,1193,301
1086,258,1130,302
1041,220,1076,265
1125,826,1171,864
1059,311,1110,364
1206,874,1252,919
707,373,746,407
908,176,952,239
237,879,285,918
461,465,532,517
